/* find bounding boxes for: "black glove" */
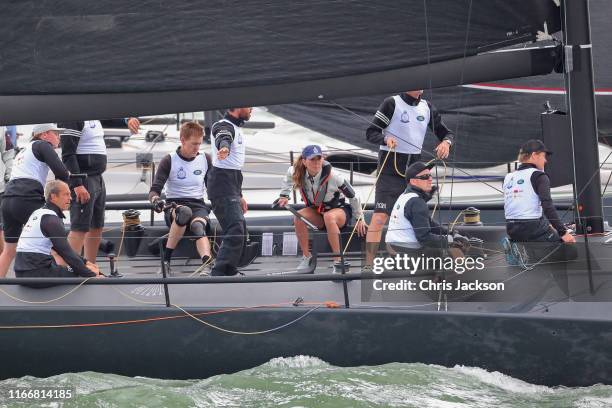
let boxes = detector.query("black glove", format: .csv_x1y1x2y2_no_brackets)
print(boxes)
452,231,469,246
152,197,166,213
447,233,467,252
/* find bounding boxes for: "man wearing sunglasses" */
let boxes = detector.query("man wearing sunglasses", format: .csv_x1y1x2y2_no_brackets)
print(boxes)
386,162,466,255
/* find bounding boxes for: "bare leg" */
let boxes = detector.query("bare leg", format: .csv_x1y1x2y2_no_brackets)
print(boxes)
166,222,187,250
294,207,324,257
191,218,211,258
0,242,16,277
68,231,86,256
365,212,389,266
84,228,103,263
195,238,211,258
323,209,347,263
0,232,4,255
52,250,67,266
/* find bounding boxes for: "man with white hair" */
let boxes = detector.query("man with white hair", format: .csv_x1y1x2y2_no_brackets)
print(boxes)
15,180,101,279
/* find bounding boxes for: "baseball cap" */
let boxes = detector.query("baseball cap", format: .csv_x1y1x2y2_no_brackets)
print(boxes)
302,145,323,159
519,139,552,155
32,123,63,137
405,161,435,182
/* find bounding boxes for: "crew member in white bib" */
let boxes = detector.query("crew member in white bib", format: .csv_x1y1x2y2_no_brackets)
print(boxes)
0,123,71,277
207,107,252,276
504,140,575,244
59,118,140,263
0,125,16,256
149,122,213,274
15,180,101,283
386,161,467,256
365,90,454,268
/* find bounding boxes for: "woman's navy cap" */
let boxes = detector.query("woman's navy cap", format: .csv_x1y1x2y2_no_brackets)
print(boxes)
302,145,323,159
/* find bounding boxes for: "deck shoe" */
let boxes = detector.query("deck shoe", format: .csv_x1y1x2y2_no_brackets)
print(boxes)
297,255,314,274
198,256,213,276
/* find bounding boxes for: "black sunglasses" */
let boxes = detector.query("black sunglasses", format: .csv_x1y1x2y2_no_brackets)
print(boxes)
413,174,432,180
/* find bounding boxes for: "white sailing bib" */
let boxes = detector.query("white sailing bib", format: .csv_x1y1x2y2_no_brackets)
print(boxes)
381,95,430,154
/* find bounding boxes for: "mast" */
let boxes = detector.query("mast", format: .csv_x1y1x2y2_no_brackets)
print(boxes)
563,0,604,233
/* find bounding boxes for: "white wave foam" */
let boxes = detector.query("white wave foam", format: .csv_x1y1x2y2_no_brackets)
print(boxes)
265,355,329,369
575,396,612,408
453,365,553,395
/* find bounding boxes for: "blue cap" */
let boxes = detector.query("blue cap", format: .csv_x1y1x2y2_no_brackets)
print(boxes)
302,145,323,159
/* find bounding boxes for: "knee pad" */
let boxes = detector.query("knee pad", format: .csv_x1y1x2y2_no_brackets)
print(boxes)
190,219,207,237
174,206,193,226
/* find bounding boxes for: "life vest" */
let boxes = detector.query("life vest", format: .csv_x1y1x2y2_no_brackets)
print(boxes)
503,167,542,219
164,150,208,199
299,164,343,213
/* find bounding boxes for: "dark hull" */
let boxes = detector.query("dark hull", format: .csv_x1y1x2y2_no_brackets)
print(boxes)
1,213,610,386
1,307,610,387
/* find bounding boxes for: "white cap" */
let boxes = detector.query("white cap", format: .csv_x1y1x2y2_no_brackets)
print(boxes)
31,123,63,137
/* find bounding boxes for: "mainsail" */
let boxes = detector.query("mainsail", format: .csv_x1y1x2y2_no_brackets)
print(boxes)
0,0,560,124
271,0,611,168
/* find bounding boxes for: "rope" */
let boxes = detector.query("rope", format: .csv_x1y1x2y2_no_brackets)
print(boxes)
430,158,448,219
448,210,466,233
0,301,338,331
0,278,94,304
342,149,393,254
189,253,215,277
171,303,322,335
113,211,142,268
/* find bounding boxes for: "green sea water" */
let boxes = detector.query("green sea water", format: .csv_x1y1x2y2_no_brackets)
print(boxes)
1,356,610,407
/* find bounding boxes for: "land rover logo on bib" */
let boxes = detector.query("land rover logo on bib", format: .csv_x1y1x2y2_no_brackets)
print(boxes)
517,179,525,185
400,111,410,123
193,170,202,175
417,115,425,121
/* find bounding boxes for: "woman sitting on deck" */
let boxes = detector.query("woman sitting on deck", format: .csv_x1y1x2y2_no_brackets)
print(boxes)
276,145,367,274
149,122,213,275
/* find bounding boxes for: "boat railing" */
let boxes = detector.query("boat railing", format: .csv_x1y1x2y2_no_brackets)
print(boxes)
104,196,575,215
0,271,420,309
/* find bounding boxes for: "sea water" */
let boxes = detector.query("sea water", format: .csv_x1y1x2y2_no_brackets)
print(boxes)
0,356,610,407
